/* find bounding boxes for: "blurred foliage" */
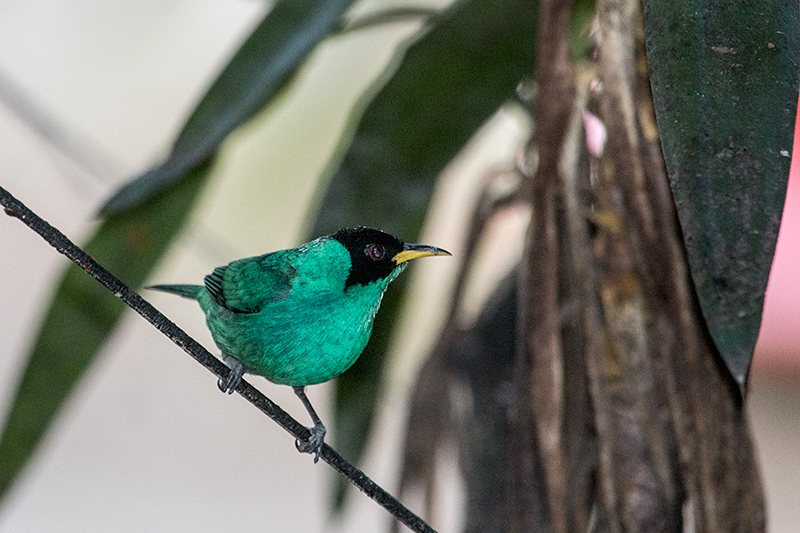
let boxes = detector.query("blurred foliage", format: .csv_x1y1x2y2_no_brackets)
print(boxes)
101,0,354,214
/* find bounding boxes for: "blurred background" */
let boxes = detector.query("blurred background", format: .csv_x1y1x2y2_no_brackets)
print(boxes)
0,0,797,531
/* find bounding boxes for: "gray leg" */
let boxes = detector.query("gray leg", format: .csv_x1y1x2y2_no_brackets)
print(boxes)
218,355,245,394
292,386,326,463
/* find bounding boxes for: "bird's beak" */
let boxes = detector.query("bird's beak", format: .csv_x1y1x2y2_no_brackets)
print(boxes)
392,243,452,264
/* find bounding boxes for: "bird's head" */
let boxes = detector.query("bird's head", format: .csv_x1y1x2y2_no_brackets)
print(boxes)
331,227,451,289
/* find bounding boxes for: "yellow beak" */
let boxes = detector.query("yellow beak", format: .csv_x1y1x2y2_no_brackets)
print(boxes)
392,243,452,265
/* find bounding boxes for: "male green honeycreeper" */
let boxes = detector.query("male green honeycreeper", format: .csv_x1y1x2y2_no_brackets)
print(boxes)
149,227,450,461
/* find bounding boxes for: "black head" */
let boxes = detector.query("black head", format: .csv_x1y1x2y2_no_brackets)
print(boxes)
331,227,406,289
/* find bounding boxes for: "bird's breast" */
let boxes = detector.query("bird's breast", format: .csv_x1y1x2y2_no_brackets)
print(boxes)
205,283,388,386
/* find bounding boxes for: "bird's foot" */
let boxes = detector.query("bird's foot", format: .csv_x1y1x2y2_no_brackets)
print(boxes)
295,421,326,463
217,357,245,394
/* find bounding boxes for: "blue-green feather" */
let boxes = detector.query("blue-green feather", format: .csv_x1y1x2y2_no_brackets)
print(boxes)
205,249,299,313
148,284,204,299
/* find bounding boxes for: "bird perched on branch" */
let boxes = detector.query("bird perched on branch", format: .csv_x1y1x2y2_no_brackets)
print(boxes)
149,227,450,461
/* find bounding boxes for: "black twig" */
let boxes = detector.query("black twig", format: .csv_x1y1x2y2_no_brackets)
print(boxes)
0,185,436,533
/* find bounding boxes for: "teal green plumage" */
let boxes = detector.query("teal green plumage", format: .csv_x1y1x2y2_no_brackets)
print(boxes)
186,238,405,385
150,227,448,460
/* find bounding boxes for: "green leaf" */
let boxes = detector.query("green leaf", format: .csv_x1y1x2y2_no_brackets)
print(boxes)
308,0,538,508
643,0,800,390
100,0,354,215
0,164,209,499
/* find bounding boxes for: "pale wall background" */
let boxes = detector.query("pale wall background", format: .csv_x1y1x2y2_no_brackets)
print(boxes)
0,1,798,531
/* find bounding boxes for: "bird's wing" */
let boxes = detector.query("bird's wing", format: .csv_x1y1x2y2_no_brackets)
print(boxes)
204,250,298,313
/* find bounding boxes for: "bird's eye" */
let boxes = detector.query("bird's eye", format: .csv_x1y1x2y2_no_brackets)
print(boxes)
366,244,385,261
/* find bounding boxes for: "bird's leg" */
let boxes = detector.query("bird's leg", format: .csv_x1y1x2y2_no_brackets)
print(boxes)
217,355,245,394
292,386,326,463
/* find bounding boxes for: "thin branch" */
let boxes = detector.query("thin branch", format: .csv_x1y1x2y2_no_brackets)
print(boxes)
0,184,436,533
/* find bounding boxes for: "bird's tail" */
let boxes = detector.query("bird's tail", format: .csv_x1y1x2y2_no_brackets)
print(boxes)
147,284,203,300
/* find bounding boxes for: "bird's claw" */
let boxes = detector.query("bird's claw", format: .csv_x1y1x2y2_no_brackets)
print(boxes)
217,357,245,394
295,423,326,463
217,376,235,394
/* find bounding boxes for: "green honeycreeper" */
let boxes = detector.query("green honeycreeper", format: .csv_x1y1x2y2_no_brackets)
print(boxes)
149,227,450,461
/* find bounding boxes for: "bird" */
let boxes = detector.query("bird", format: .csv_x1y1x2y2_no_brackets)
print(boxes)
149,227,450,462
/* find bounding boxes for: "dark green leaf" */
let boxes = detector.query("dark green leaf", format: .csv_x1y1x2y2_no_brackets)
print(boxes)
308,0,538,508
0,164,209,499
643,0,800,390
101,0,354,214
